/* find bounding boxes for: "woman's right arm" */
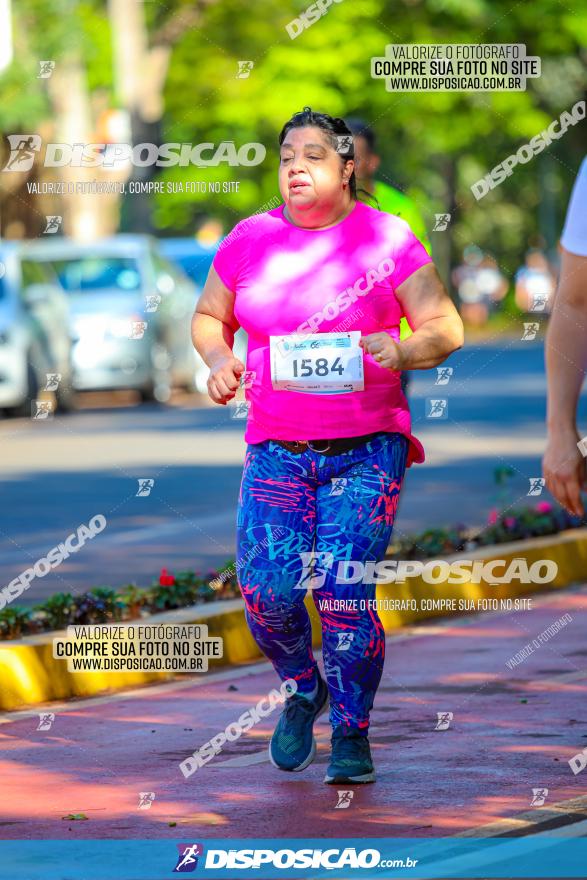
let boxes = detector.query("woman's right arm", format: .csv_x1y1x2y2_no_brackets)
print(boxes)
191,266,245,405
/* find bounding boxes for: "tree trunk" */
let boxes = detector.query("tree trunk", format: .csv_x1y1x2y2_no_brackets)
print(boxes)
48,59,128,240
108,0,172,233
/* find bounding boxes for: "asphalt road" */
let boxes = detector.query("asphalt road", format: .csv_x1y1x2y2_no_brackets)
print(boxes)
1,338,583,604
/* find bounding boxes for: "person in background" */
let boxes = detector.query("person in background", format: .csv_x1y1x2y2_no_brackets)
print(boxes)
346,118,431,254
543,156,587,516
452,247,508,328
514,249,556,314
346,118,432,394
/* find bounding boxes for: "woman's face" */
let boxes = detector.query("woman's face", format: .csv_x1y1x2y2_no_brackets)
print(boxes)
278,126,353,213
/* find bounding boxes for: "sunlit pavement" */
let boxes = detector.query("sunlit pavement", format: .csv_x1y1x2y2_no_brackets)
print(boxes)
1,584,586,840
0,339,569,603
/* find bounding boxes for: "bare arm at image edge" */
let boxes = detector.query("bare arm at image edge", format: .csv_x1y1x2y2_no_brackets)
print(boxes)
543,156,587,516
543,249,587,515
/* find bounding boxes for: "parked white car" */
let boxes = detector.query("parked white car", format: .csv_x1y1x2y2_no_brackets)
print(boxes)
0,243,73,416
159,237,248,393
23,235,201,402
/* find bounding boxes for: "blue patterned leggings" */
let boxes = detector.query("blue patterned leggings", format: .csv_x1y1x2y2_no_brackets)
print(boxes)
236,432,408,731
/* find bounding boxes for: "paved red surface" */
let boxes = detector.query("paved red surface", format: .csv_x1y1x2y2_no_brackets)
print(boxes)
1,586,586,840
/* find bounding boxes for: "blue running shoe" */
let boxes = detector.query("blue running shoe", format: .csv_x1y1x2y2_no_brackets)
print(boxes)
269,675,329,772
324,725,375,784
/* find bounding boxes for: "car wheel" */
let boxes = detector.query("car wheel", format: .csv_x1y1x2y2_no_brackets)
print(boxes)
139,379,172,403
55,381,77,413
139,383,156,403
8,359,39,418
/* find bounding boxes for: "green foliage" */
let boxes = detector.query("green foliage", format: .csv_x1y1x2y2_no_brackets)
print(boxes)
86,586,125,621
491,465,517,512
0,606,32,639
0,0,75,128
77,2,114,93
395,526,469,559
117,583,146,616
31,586,124,632
147,570,219,610
392,502,583,560
36,592,77,630
0,568,241,639
478,503,577,545
1,0,585,266
154,0,586,273
494,467,516,486
148,570,198,611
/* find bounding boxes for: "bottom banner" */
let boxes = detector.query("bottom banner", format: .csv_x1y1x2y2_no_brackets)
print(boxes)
1,837,587,879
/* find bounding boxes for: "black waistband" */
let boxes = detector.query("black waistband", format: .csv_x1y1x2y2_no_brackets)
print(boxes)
269,432,387,457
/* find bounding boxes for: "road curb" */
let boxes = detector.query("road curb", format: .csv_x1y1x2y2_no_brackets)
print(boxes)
1,528,585,711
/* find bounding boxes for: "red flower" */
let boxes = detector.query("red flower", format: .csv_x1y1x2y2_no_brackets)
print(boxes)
488,508,498,525
536,501,552,514
159,568,175,586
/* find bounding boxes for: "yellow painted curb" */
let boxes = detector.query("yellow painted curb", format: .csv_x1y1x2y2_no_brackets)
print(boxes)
1,528,585,711
0,600,256,711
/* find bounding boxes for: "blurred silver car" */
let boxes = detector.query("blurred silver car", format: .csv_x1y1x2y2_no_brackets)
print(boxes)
0,244,73,416
159,237,248,394
23,235,200,401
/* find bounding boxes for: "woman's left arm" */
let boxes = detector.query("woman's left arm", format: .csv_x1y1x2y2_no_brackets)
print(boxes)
360,264,464,371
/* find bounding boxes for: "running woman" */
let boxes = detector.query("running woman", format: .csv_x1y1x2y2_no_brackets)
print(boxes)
192,108,463,785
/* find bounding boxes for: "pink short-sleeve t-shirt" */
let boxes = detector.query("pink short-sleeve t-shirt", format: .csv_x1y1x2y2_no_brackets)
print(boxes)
213,200,432,467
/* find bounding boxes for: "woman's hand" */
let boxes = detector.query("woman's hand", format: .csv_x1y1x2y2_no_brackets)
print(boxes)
360,333,406,371
543,427,586,517
207,355,245,405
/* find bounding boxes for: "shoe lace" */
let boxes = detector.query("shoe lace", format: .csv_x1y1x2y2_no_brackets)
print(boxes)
282,694,316,734
333,731,369,762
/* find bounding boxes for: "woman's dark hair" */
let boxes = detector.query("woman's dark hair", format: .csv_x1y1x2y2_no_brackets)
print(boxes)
278,107,359,198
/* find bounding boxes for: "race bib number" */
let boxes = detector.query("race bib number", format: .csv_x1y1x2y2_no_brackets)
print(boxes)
270,331,364,394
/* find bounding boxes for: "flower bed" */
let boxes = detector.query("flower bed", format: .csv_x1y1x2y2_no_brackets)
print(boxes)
392,501,583,560
0,564,240,640
1,502,583,640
